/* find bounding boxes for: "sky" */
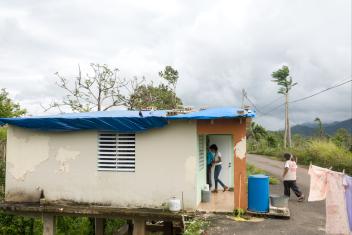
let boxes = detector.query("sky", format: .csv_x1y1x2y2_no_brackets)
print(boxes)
0,0,351,130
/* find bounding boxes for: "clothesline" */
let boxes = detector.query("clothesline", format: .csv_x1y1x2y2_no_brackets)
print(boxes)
309,161,346,175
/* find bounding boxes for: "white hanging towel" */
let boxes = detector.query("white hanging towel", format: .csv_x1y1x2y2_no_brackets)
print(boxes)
308,165,350,235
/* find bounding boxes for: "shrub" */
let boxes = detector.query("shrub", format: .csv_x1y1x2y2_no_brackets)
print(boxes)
56,216,93,235
246,164,279,185
250,139,352,175
303,140,352,173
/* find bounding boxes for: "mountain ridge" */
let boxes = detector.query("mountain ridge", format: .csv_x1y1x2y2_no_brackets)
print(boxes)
290,119,351,136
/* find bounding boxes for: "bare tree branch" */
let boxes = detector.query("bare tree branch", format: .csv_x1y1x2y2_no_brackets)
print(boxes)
44,63,130,112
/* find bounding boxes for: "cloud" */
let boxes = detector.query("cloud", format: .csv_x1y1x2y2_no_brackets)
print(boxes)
0,0,350,130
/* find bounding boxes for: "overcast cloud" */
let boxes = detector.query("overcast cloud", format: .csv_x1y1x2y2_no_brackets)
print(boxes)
0,0,351,130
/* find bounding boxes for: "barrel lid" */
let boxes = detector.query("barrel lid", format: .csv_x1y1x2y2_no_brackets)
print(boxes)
248,174,269,179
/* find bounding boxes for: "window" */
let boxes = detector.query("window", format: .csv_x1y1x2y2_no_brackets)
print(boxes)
198,135,205,170
98,132,136,172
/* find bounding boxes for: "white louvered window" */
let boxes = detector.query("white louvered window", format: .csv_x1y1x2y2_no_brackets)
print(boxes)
98,132,136,172
198,135,205,170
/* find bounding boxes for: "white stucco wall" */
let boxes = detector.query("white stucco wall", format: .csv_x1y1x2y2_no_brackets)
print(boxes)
5,121,198,210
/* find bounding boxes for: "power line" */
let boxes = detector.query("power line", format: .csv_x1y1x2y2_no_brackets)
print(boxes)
290,79,352,104
254,78,352,119
245,94,285,114
244,94,264,114
260,96,283,109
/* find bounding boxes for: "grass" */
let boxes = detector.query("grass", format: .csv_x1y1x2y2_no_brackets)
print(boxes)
250,139,352,175
246,164,280,185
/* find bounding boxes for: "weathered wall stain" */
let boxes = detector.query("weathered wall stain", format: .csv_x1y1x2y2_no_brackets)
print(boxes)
55,148,80,173
5,188,42,203
7,126,50,181
234,137,246,159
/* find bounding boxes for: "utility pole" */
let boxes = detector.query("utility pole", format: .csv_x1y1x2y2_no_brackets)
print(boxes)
287,95,291,148
271,65,297,149
241,89,247,109
284,93,292,148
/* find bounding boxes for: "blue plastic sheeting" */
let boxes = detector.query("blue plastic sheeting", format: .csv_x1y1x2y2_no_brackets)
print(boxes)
0,110,168,132
0,107,255,132
166,107,256,120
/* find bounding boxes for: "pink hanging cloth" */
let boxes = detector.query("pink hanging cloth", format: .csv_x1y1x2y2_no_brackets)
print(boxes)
343,175,352,232
308,165,350,235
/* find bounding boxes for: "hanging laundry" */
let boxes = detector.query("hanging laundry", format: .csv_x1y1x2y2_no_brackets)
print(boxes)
343,175,352,232
308,165,350,235
308,165,328,201
326,171,350,234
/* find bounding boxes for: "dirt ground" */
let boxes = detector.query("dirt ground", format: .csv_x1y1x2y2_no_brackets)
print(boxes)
205,154,326,235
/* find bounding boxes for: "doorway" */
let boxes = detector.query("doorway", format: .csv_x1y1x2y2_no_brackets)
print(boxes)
208,135,234,189
198,134,235,212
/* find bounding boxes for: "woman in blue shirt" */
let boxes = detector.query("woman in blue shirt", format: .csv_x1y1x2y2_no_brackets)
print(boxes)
210,144,228,193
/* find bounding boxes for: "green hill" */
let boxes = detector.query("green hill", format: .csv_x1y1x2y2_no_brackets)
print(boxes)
291,119,351,136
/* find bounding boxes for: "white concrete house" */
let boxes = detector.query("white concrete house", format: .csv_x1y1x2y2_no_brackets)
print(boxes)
0,107,255,212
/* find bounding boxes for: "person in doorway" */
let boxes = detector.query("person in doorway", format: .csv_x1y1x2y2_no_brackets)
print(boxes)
210,144,229,193
282,152,304,202
206,148,214,189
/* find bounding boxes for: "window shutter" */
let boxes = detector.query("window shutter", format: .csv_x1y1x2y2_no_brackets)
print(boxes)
98,132,136,172
198,135,205,170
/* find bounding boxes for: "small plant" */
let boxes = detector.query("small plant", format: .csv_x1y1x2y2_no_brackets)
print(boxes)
234,208,246,217
231,208,250,222
183,218,209,235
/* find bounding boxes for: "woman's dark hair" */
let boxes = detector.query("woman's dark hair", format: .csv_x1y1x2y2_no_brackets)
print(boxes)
209,144,218,152
283,153,292,161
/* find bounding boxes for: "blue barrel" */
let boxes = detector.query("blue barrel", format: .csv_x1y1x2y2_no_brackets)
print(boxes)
248,174,269,212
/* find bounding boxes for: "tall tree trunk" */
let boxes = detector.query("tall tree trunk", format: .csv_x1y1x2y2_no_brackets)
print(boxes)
284,94,288,148
287,93,292,147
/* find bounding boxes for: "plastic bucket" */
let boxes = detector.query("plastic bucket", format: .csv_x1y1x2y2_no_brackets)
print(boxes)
201,190,211,203
270,195,289,208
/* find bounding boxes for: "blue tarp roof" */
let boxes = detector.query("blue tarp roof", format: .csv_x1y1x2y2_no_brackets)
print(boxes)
167,107,255,120
0,107,255,132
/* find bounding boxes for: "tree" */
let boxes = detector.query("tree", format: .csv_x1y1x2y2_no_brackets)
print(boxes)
314,117,324,138
158,66,179,107
247,122,268,142
49,64,183,113
0,89,26,118
128,66,182,110
332,128,352,151
128,83,182,110
47,63,127,112
271,65,297,148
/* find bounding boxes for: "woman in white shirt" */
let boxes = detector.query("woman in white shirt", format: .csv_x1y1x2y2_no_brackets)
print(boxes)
210,144,229,193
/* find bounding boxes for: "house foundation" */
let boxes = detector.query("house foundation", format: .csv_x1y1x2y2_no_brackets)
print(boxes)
0,202,188,235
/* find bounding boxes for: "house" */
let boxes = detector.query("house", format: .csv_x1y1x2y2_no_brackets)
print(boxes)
0,107,254,233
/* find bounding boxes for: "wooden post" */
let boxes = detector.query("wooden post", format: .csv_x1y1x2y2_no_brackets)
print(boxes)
133,218,145,235
163,221,173,235
127,220,133,235
43,214,56,235
95,218,104,235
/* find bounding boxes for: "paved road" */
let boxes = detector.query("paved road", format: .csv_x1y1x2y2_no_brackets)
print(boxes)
207,154,326,235
247,154,311,189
